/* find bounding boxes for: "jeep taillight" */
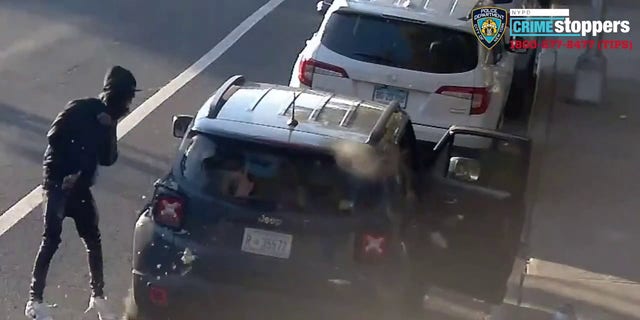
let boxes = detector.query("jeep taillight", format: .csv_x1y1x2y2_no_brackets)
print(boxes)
149,286,169,307
354,232,388,263
436,86,490,115
298,58,349,87
152,195,185,228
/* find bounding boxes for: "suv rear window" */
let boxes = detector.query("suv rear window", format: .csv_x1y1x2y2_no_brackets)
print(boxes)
177,133,386,213
321,12,478,74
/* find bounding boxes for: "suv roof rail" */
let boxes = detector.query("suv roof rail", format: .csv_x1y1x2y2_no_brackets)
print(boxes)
347,0,430,12
365,100,401,145
447,125,531,142
207,75,246,118
456,0,489,20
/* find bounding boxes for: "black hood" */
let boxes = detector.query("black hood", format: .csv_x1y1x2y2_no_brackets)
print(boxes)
102,65,140,94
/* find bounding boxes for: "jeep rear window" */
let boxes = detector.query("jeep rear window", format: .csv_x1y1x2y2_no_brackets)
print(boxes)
321,11,478,74
178,134,386,213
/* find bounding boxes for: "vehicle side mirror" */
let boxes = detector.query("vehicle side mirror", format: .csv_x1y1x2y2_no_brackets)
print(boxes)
447,157,481,182
172,115,193,138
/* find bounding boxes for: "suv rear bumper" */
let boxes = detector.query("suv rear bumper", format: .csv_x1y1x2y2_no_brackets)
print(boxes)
132,214,414,319
131,270,410,320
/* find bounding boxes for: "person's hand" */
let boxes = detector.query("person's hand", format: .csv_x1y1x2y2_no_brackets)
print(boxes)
97,112,113,126
228,169,254,197
234,173,255,197
62,171,81,190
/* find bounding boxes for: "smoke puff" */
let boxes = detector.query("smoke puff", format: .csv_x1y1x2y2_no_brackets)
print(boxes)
329,141,400,180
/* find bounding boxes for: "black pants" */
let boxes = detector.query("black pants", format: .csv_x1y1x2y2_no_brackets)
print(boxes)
29,187,104,301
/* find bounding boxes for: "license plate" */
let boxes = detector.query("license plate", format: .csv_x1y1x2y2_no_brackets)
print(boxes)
373,85,408,108
241,228,293,259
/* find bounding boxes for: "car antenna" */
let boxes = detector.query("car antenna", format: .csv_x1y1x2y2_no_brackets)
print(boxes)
287,91,299,128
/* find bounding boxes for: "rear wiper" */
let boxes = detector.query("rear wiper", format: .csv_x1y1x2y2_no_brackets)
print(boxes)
353,52,394,64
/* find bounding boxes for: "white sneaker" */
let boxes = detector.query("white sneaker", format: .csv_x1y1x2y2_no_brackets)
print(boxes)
85,296,117,320
24,300,53,320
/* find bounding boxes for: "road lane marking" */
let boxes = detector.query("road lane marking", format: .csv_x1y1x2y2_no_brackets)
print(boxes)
0,0,286,237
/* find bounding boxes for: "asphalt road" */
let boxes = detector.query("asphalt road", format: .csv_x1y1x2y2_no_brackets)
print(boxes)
0,1,322,318
0,1,533,319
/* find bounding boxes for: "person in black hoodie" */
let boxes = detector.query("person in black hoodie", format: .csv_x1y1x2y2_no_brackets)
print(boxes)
25,66,139,320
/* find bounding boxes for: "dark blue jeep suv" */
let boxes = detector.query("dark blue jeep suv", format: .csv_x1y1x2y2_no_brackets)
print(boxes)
127,75,532,320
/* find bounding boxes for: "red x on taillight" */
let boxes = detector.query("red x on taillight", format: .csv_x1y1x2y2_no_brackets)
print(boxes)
363,235,385,255
153,195,185,228
354,233,388,263
149,286,168,307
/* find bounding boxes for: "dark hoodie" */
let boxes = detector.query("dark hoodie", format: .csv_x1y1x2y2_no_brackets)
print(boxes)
42,66,137,190
42,98,118,190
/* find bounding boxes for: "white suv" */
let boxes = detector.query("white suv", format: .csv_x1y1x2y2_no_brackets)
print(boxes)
292,0,525,147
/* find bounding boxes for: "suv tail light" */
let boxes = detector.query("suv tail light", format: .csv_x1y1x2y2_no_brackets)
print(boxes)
298,58,349,87
354,232,388,263
149,286,169,307
152,195,185,228
436,86,490,115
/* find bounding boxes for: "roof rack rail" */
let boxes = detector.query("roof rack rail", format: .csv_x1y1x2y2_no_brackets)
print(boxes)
207,75,246,118
365,100,400,145
340,99,363,127
453,0,486,20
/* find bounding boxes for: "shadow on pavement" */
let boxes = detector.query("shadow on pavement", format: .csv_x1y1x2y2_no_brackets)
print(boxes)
523,275,640,320
4,138,170,185
517,43,640,319
0,101,51,135
529,70,640,285
0,102,172,189
119,287,639,320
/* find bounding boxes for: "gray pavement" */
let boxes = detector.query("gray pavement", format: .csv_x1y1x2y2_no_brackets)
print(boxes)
0,0,271,213
518,0,640,319
0,1,322,318
0,1,534,317
3,0,636,319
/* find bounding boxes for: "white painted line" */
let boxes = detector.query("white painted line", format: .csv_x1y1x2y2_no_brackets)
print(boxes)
0,186,43,236
0,0,286,238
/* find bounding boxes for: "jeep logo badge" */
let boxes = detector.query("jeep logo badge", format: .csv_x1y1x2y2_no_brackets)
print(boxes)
258,214,282,226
